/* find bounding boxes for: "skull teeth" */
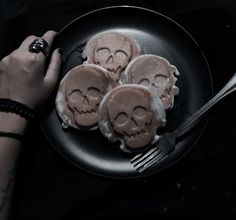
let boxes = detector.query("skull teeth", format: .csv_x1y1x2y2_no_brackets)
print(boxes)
75,105,99,115
124,128,146,138
107,66,121,74
78,109,97,115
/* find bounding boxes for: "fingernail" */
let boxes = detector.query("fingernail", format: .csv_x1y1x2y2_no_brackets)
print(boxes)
57,48,63,55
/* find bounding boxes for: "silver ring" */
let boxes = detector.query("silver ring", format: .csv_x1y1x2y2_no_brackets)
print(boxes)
29,38,48,56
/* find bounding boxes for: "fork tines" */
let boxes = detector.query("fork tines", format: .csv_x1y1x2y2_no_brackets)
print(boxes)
131,147,163,172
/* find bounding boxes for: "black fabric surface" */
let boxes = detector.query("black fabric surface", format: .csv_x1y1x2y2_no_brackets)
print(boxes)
1,0,236,219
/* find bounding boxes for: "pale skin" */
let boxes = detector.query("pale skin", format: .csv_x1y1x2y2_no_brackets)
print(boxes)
0,30,61,219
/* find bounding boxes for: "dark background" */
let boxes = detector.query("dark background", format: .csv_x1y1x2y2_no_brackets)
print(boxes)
1,0,236,219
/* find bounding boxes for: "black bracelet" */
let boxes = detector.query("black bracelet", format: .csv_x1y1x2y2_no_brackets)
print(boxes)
0,131,24,141
0,99,37,121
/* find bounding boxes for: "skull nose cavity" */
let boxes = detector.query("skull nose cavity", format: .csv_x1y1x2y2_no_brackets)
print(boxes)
107,55,114,64
82,95,89,106
130,117,138,131
151,83,157,88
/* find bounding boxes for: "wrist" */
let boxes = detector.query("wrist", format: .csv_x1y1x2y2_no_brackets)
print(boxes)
0,98,37,121
0,112,28,134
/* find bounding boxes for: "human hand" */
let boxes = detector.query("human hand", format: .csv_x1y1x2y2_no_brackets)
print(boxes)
0,30,61,109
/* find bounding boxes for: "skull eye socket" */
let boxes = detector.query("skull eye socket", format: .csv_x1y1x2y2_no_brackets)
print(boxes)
114,112,128,126
132,106,147,119
115,50,127,61
96,48,110,59
154,74,167,87
138,79,150,87
68,89,82,101
87,87,101,100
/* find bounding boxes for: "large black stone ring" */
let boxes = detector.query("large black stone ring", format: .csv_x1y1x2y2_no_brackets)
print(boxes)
29,38,48,56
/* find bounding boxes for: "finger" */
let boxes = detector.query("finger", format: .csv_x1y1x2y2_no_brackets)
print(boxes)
18,35,38,51
40,30,57,55
44,49,62,89
19,31,57,58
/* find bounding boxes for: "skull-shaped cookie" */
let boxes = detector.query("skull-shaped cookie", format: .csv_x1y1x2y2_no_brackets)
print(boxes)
98,85,166,152
123,54,180,110
55,64,115,130
83,31,142,84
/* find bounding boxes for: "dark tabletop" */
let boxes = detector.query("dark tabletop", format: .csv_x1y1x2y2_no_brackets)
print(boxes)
1,0,236,219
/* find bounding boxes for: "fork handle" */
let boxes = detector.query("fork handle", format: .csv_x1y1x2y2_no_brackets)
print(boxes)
176,72,236,137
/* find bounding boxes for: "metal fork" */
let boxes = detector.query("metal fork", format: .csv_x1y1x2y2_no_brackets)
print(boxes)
131,72,236,173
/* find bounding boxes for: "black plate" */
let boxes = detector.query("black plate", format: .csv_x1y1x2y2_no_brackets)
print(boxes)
41,6,213,178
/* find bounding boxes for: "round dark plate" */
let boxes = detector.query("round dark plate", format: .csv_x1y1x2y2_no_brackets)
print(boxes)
41,6,213,178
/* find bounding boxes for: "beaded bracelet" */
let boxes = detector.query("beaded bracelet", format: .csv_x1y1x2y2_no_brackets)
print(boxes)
0,98,37,121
